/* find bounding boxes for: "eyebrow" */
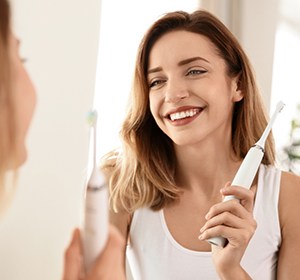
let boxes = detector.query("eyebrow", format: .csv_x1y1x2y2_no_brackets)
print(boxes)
147,56,209,75
178,56,209,66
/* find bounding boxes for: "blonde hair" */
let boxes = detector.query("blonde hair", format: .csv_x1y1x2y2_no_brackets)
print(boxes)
103,10,275,213
0,0,18,214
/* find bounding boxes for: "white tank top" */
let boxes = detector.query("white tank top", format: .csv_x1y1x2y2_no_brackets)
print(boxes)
126,164,282,280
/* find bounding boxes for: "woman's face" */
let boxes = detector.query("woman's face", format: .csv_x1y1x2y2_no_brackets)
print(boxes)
147,30,243,147
9,33,36,168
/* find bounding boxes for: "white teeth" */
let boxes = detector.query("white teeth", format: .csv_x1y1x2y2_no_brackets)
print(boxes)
169,109,200,121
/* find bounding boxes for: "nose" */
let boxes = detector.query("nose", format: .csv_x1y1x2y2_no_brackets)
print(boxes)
165,80,189,103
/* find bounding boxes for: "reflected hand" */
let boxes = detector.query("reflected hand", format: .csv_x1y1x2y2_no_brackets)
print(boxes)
62,225,126,280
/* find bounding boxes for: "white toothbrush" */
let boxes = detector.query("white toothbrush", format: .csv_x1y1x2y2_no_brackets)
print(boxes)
82,110,109,270
207,101,285,247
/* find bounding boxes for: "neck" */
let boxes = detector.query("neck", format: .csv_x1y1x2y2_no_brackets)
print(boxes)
174,140,242,197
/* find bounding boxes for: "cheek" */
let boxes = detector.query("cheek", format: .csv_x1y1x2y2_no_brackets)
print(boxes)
149,92,164,117
16,73,36,132
13,66,37,167
149,96,169,138
149,94,157,117
149,96,165,132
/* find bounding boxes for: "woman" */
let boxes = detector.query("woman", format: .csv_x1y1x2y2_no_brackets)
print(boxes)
104,10,300,279
0,1,125,279
0,0,36,214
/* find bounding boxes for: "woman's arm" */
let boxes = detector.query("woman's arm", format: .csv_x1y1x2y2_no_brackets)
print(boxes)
277,171,300,279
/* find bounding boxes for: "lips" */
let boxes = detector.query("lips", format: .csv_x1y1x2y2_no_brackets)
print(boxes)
166,106,205,122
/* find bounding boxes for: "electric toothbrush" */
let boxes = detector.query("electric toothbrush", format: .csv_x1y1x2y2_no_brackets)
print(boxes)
82,110,109,271
207,101,285,247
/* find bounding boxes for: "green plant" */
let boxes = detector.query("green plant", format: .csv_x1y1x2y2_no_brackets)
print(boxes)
281,104,300,174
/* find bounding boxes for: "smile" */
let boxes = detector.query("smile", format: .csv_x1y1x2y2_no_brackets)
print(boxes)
168,108,203,121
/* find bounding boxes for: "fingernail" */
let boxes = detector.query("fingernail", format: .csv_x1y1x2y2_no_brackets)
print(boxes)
200,227,204,233
205,213,210,220
198,235,204,240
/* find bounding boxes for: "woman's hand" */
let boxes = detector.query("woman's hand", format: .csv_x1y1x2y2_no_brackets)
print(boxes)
198,182,256,279
62,225,127,280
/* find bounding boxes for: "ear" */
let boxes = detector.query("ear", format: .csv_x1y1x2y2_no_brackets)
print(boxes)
231,75,243,102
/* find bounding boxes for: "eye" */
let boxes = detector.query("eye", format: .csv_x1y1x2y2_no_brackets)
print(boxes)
149,79,166,88
186,68,207,76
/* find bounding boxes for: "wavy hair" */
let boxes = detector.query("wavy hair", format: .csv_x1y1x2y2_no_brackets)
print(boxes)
103,10,275,213
0,0,17,214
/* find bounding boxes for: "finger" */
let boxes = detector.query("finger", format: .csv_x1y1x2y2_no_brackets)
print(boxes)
206,199,252,221
221,185,255,212
200,211,248,234
86,225,126,279
199,224,255,248
62,228,83,280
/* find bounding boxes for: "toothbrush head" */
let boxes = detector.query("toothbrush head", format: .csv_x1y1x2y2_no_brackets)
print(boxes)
87,110,98,127
255,100,285,148
276,100,285,113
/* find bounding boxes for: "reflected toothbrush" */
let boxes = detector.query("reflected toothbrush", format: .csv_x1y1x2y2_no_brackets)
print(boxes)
82,110,109,270
207,101,285,247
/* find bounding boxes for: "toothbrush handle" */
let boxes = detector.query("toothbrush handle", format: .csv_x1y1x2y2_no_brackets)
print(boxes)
231,145,264,188
83,172,109,271
206,146,264,247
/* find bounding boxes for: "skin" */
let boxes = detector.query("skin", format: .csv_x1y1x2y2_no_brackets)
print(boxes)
111,30,300,279
147,31,243,148
62,226,127,280
8,32,37,168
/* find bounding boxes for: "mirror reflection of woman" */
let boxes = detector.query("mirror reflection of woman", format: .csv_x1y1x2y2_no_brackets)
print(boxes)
0,1,125,279
104,10,300,279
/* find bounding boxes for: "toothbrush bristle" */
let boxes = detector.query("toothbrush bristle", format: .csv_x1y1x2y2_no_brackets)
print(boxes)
87,110,98,127
276,101,285,113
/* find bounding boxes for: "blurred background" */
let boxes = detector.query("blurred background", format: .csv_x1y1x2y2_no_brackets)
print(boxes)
0,0,299,279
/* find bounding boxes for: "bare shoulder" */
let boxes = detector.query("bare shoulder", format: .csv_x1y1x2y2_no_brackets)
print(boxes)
279,171,300,202
277,172,300,277
279,171,300,231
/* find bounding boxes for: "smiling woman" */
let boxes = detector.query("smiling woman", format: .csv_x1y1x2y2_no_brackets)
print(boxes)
148,31,243,147
100,9,300,280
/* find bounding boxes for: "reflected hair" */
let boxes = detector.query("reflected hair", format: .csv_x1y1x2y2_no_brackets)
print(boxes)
103,10,275,213
0,0,17,214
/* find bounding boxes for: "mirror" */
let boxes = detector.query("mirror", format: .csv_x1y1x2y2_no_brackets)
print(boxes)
0,0,299,279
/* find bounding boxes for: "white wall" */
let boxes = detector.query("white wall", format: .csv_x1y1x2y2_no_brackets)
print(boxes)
0,0,101,279
239,0,279,111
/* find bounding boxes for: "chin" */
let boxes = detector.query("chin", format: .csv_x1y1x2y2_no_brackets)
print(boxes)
14,147,28,168
4,145,28,171
172,136,202,147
